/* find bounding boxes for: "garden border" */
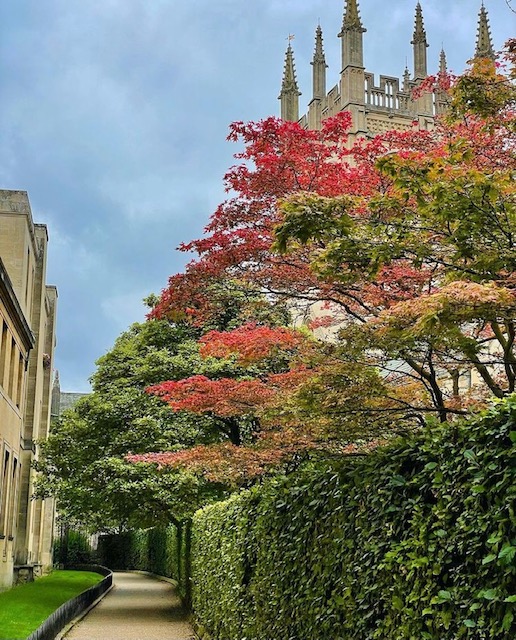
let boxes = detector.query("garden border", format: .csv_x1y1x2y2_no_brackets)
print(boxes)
26,565,113,640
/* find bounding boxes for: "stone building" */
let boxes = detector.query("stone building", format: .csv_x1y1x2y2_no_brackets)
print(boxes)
0,189,57,590
279,1,495,139
50,370,89,421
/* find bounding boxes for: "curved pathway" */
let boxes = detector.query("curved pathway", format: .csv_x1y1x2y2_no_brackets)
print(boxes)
64,571,195,640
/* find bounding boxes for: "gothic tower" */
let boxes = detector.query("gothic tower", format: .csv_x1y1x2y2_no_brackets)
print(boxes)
278,2,497,141
338,0,367,137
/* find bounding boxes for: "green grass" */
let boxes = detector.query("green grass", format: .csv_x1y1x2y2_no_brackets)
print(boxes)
0,570,104,639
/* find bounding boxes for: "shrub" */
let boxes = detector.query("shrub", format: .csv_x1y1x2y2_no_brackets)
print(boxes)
53,529,94,565
97,525,181,583
191,397,516,639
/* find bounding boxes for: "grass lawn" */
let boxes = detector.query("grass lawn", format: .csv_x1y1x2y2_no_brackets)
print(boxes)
0,570,104,639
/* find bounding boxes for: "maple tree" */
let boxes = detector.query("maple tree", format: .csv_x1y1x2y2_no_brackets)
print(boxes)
129,323,324,484
150,112,359,328
126,44,515,491
274,47,515,421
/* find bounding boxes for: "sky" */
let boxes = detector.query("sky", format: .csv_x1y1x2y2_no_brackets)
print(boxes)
0,0,512,392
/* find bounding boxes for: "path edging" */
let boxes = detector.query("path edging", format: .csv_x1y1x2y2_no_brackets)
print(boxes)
54,582,114,640
26,565,113,640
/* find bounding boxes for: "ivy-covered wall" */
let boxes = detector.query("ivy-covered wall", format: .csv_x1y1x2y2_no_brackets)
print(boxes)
191,398,516,639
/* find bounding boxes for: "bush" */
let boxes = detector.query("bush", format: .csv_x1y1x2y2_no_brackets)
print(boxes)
191,397,516,640
53,529,94,565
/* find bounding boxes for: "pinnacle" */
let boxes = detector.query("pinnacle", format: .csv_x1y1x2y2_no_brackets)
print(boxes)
403,65,411,92
411,2,428,45
475,3,495,60
280,44,301,97
312,25,327,65
439,48,447,74
340,0,366,34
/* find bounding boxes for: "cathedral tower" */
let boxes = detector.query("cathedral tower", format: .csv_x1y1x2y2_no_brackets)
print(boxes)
339,0,367,137
280,2,497,140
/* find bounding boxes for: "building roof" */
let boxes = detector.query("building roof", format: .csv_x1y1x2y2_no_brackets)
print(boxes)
59,392,89,414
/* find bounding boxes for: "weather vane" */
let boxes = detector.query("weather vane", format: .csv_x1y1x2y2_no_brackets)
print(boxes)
287,34,295,42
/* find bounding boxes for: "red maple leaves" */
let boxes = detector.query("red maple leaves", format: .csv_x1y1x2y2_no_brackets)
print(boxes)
147,376,275,418
199,323,304,364
131,47,516,483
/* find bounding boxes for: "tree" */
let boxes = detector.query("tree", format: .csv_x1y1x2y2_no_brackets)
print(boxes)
36,320,232,530
150,113,363,328
149,44,514,429
38,291,299,525
47,46,515,513
274,47,515,422
128,323,322,485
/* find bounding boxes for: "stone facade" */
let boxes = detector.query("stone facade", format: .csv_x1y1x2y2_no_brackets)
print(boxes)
0,190,57,590
279,1,495,142
50,371,89,419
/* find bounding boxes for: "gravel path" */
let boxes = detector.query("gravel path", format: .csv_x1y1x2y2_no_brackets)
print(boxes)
64,571,195,640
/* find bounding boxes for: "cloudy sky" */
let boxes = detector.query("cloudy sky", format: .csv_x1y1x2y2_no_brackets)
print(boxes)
0,0,512,392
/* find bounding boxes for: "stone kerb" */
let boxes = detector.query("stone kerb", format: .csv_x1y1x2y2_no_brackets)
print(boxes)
26,565,113,640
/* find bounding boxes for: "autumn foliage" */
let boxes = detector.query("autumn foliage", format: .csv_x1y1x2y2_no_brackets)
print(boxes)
130,45,516,484
198,323,304,365
147,376,275,418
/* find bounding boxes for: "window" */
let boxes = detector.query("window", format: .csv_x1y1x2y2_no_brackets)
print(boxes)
7,457,19,539
8,338,17,400
0,448,11,537
16,353,24,408
0,320,7,389
25,248,30,307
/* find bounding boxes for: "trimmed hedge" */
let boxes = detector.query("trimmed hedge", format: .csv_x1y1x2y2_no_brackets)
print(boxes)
97,525,181,583
191,397,516,639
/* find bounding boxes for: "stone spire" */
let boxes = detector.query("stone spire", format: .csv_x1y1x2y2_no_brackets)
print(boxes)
435,48,451,115
339,0,366,69
279,42,301,122
475,3,495,60
311,25,328,101
411,3,429,79
50,369,61,419
342,0,365,30
439,48,448,74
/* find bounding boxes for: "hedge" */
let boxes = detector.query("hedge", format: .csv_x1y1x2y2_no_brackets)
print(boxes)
191,397,516,639
97,525,181,584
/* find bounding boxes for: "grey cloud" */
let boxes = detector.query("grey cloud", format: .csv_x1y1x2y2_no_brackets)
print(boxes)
0,0,510,392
